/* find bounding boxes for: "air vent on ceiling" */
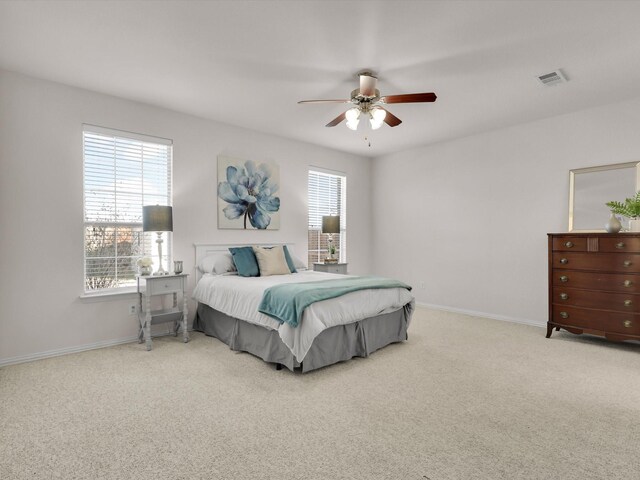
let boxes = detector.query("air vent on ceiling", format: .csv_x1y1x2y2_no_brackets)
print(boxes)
537,69,567,86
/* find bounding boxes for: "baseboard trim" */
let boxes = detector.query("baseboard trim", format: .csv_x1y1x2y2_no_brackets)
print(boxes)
0,329,193,368
415,302,545,329
2,305,543,367
0,336,138,368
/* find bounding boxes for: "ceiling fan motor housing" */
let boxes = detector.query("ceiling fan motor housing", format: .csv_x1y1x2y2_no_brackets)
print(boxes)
350,88,380,112
358,73,378,96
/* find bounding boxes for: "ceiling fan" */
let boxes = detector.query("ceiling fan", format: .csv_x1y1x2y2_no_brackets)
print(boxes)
298,71,437,130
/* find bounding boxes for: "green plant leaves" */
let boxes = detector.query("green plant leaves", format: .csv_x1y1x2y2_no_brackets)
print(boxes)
606,190,640,218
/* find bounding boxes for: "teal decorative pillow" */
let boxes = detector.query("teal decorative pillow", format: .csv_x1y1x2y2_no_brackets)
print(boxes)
229,247,260,277
282,245,297,273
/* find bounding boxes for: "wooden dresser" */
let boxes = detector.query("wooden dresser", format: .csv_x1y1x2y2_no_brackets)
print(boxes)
548,233,640,342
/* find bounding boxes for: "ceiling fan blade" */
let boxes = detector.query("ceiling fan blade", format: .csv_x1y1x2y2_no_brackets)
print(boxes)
298,99,351,104
325,112,347,127
359,74,378,97
379,92,437,104
380,108,402,127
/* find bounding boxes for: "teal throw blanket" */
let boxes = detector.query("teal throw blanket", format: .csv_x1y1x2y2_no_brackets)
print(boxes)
258,276,412,328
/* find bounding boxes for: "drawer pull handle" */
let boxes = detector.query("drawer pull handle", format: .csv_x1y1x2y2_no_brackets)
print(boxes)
559,293,568,300
624,300,633,307
560,258,568,264
624,320,632,328
624,280,633,287
560,275,568,282
616,242,625,249
564,241,574,248
623,260,632,267
559,311,569,319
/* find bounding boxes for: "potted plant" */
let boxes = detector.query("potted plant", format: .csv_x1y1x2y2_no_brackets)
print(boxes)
606,191,640,232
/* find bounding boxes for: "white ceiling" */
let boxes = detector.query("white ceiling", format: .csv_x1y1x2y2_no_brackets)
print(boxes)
2,0,640,157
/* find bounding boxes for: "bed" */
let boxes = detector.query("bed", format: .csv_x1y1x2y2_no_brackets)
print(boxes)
192,244,415,372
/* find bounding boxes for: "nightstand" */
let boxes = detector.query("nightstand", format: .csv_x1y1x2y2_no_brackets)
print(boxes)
137,274,189,351
313,262,348,275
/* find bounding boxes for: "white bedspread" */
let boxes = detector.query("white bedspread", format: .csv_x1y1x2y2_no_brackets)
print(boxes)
192,271,414,362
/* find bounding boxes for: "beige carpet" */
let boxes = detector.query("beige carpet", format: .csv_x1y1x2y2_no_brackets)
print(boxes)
1,307,639,480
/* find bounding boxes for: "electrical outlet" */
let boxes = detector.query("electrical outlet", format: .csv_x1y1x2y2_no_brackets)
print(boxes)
419,281,426,290
129,305,137,315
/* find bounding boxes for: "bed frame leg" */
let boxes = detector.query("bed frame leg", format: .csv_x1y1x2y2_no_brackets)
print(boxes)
276,363,282,371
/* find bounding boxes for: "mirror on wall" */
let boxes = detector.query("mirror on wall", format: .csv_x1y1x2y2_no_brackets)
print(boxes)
569,161,640,232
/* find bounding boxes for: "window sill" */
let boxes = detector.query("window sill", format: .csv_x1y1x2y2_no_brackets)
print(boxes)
80,287,137,301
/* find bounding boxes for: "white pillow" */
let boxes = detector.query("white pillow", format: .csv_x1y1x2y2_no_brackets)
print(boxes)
252,245,291,276
289,252,307,270
197,253,236,274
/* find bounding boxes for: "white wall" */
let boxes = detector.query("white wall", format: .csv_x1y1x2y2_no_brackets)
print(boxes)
5,66,640,364
0,70,372,364
371,96,640,325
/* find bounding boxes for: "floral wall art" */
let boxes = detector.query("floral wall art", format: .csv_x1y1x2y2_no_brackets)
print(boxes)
217,155,280,230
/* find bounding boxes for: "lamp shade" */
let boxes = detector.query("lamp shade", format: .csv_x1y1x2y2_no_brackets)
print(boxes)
322,215,340,234
143,205,173,232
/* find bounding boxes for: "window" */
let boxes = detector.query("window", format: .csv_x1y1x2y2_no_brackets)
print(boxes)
83,126,172,293
307,169,346,266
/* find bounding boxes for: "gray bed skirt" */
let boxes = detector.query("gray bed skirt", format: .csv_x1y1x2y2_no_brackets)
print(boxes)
193,302,412,373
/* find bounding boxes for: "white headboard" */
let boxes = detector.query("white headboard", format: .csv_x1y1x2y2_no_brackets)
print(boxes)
193,243,297,282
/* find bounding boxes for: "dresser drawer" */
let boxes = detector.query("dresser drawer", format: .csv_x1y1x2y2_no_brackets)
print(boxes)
602,316,640,336
552,287,640,313
552,305,640,333
599,237,640,253
552,236,587,252
551,271,640,293
552,252,640,273
149,277,183,295
551,305,593,329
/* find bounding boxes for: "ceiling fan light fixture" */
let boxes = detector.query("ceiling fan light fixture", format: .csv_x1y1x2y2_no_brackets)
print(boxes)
369,108,387,130
345,107,360,130
298,72,435,131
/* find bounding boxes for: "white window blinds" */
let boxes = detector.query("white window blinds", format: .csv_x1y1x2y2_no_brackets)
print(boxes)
307,170,346,266
83,126,172,293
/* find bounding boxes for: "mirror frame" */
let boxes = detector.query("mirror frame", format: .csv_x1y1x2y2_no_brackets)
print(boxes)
568,161,640,232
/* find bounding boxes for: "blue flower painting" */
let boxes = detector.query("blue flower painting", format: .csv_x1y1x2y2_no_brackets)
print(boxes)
217,156,280,230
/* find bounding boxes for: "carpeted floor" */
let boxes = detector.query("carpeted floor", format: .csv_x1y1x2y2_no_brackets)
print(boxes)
1,307,639,480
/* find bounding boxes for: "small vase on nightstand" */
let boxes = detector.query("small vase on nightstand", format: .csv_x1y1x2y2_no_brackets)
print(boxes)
139,265,152,276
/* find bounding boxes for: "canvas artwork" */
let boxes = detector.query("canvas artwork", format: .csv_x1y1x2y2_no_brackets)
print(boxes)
217,155,280,230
